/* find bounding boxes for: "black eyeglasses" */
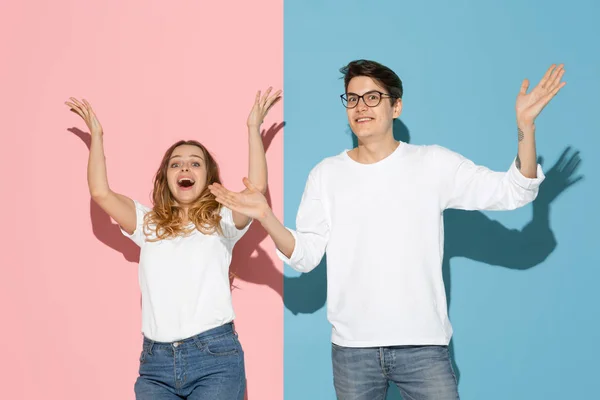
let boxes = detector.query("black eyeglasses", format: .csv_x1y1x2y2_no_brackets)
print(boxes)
340,90,396,109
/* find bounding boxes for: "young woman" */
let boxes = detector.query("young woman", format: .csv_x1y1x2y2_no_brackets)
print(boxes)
65,88,281,400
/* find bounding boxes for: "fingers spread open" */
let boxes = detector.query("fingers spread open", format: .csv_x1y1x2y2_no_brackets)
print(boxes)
538,64,556,88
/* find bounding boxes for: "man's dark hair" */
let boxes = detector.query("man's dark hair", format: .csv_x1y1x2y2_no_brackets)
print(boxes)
340,60,403,104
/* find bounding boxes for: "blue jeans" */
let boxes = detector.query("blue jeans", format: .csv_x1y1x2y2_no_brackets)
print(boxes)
332,344,459,400
135,323,245,400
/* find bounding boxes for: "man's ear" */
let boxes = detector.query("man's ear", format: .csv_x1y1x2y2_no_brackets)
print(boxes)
393,98,403,119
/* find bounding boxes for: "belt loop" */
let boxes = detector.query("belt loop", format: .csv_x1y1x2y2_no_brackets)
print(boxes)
192,334,203,350
144,338,155,355
232,321,238,337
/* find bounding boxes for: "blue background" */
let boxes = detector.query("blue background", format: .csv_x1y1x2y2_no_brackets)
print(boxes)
283,1,599,398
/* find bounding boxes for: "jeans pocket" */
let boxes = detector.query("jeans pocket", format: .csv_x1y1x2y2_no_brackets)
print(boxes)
205,334,239,356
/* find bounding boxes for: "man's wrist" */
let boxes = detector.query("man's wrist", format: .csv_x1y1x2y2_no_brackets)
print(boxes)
516,120,535,132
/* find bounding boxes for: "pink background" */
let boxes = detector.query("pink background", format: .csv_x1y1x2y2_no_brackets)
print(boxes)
0,1,283,398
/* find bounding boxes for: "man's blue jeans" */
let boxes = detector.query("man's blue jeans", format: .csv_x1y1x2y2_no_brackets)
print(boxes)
332,344,459,400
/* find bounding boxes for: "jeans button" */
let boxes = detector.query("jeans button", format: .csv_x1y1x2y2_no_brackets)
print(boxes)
173,342,179,348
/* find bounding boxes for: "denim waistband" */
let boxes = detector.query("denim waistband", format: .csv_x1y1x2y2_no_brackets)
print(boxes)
143,322,235,352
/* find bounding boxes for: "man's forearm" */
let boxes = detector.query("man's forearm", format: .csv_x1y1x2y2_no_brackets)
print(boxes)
516,123,537,178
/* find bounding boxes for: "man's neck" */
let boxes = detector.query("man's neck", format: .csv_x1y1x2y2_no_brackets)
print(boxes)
349,134,400,164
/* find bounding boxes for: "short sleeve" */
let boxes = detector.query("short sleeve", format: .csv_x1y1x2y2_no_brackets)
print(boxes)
219,206,251,243
120,200,151,247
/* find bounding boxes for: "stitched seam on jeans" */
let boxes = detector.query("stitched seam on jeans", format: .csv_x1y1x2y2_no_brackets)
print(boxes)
205,334,239,356
191,331,233,350
448,349,460,397
235,349,244,400
379,348,389,379
205,343,238,356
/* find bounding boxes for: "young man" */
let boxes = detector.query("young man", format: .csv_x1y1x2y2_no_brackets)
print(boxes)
209,60,565,399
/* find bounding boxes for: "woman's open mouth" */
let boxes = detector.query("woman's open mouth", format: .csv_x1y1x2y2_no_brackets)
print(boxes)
177,178,195,190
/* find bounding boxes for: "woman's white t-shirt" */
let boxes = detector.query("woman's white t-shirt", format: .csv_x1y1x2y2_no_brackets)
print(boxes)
122,201,250,342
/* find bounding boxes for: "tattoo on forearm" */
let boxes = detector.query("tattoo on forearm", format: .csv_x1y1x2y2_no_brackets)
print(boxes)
518,128,524,142
516,154,521,170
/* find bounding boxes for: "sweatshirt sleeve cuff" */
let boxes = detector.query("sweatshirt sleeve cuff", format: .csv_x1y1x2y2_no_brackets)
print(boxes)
508,158,545,189
275,228,302,266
